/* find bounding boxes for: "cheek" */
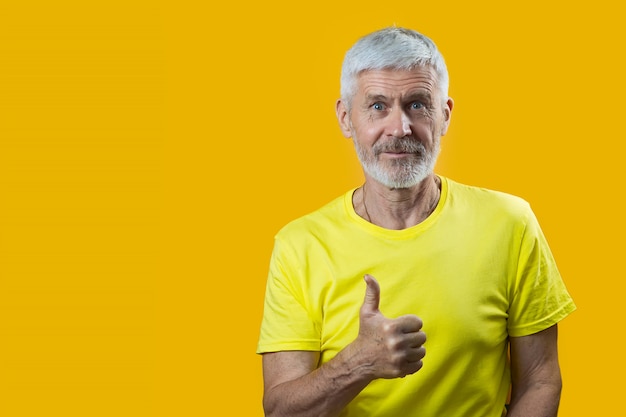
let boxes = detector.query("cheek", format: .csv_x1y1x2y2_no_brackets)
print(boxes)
412,119,436,139
353,123,382,145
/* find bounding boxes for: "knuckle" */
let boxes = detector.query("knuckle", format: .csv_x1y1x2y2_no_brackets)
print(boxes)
385,336,400,350
382,321,394,333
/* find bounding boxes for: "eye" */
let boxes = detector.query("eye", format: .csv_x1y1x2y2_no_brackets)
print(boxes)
372,102,385,111
410,102,424,110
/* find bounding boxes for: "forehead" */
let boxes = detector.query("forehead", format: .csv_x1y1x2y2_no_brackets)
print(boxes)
355,66,439,97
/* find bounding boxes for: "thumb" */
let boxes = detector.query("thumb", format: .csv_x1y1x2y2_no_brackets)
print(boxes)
361,274,381,313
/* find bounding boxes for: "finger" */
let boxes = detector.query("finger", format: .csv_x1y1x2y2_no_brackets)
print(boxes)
408,332,427,348
395,315,423,333
361,274,381,313
400,357,425,377
395,330,427,349
405,346,427,363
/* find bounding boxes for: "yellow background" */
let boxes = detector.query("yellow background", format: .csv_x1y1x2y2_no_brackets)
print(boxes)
0,1,623,415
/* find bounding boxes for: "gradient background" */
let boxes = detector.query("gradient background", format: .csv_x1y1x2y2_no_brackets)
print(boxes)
1,1,623,415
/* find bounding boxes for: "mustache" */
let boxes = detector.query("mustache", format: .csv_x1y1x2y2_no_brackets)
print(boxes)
372,137,425,156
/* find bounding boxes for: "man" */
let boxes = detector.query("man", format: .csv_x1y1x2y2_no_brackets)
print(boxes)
257,27,575,417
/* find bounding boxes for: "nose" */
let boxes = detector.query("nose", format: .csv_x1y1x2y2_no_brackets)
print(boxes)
389,109,412,138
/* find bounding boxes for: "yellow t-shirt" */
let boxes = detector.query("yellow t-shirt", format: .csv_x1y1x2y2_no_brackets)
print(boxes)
257,176,576,416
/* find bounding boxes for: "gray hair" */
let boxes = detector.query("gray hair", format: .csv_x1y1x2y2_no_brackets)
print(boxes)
340,27,449,110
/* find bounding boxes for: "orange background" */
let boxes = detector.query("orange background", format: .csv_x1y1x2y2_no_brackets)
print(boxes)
1,1,623,415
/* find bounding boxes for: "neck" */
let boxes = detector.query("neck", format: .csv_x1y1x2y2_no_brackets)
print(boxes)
355,175,441,230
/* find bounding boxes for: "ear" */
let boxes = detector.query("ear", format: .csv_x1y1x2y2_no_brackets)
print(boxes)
335,99,353,139
440,97,454,136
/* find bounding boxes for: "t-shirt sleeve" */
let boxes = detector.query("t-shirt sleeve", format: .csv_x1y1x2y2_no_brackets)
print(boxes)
507,206,576,337
256,236,321,354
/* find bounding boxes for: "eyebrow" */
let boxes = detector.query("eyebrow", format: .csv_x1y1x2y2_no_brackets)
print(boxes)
404,91,432,102
365,94,389,102
365,91,433,103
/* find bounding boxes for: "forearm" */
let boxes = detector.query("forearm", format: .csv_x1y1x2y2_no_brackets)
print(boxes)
507,380,562,417
507,325,563,417
263,346,373,417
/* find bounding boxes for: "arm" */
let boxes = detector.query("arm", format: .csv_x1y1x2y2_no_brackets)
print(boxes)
507,324,562,417
262,349,371,417
262,275,426,417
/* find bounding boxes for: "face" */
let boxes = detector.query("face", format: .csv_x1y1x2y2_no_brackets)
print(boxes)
336,67,453,189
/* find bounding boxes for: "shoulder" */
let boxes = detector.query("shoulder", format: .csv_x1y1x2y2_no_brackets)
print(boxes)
275,189,354,241
444,177,533,220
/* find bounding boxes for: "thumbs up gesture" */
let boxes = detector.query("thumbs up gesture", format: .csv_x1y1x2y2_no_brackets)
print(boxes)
356,274,426,379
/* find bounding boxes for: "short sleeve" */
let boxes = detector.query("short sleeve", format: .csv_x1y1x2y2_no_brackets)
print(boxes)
256,237,321,354
507,207,576,337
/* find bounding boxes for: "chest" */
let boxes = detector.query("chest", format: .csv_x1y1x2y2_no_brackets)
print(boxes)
307,234,514,361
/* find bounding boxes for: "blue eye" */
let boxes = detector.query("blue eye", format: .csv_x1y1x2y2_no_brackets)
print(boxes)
411,102,424,110
372,103,384,111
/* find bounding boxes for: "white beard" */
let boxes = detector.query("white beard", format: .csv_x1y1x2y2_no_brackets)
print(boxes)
354,136,440,189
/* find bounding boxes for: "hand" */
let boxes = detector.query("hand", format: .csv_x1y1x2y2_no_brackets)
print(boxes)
356,274,426,379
